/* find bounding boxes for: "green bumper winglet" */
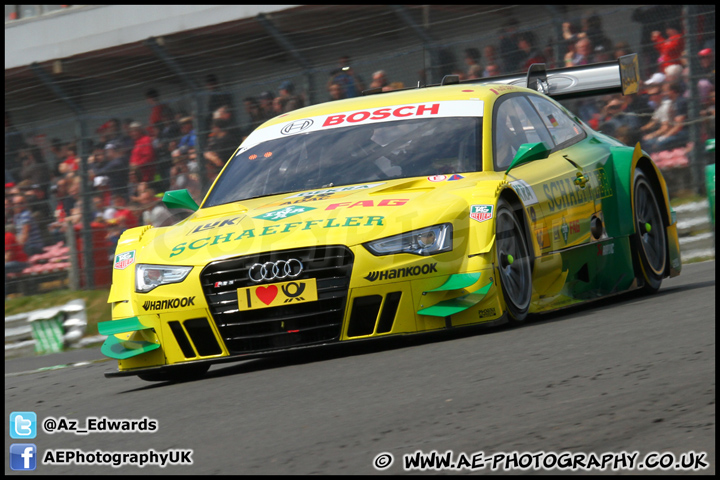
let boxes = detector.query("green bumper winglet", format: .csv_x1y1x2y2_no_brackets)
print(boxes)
101,335,160,360
424,272,481,292
98,317,150,335
418,280,493,317
99,317,159,360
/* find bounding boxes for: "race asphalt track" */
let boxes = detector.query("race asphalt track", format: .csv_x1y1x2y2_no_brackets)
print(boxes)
5,261,715,475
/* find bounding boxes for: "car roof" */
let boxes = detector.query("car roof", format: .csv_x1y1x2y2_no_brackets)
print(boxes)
258,83,537,129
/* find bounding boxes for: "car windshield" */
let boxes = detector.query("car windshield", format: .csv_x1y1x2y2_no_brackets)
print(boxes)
204,116,482,207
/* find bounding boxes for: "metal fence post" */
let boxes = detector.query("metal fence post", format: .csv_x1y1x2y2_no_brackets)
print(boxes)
64,219,79,291
77,116,94,288
684,5,706,196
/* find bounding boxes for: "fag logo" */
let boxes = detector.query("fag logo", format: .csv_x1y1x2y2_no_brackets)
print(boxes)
428,175,446,182
470,205,493,223
142,296,196,311
364,263,437,282
324,198,408,210
254,206,315,222
114,251,135,270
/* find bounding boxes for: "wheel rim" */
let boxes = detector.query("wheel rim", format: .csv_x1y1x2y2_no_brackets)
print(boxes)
634,179,666,274
496,208,531,310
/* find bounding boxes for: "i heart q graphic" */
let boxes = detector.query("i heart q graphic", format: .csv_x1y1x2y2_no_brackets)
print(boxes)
256,285,278,305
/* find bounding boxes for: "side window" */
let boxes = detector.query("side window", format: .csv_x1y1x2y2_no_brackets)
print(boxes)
528,96,585,147
493,95,553,170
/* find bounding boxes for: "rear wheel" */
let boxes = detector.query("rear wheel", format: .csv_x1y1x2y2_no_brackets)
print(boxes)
632,169,667,293
495,199,532,323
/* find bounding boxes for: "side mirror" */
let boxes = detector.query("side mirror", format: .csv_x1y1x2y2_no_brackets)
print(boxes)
162,189,199,212
504,142,551,175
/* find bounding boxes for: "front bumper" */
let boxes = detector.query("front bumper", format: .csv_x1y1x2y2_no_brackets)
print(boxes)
100,245,501,375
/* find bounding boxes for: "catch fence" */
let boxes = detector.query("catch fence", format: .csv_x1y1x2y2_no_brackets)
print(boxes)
4,5,715,294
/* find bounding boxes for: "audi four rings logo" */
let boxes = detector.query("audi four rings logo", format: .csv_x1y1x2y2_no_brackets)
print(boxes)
248,259,303,283
281,119,314,135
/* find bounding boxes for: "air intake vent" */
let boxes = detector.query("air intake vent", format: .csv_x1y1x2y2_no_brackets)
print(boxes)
377,292,402,334
201,246,353,354
169,321,195,358
184,318,222,356
347,295,382,337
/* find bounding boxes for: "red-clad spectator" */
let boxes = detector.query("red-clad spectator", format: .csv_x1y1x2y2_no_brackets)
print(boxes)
146,88,174,139
5,224,29,297
652,22,684,73
5,226,28,263
128,122,156,183
58,144,79,175
110,194,139,229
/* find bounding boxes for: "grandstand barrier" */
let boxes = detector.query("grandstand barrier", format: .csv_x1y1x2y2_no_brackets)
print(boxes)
7,220,114,296
5,299,87,357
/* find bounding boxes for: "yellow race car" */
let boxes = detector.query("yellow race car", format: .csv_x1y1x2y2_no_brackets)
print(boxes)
99,55,681,381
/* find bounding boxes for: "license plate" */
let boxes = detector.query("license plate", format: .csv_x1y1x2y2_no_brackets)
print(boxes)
237,278,318,311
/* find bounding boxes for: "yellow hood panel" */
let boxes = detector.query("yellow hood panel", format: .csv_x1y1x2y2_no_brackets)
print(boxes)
135,174,500,265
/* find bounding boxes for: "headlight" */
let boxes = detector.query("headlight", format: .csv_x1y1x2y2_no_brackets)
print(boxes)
135,264,193,293
363,223,453,256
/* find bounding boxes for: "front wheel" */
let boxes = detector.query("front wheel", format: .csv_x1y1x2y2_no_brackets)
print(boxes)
495,199,532,323
632,169,667,294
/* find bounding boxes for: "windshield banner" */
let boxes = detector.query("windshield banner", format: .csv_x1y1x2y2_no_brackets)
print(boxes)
238,100,484,154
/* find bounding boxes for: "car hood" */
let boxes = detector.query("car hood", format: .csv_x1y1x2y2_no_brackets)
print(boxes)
131,173,502,265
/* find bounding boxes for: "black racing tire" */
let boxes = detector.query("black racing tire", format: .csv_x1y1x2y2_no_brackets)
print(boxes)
138,364,210,382
495,198,532,323
632,168,667,294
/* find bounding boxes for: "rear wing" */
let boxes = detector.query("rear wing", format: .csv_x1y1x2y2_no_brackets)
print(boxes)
466,53,641,100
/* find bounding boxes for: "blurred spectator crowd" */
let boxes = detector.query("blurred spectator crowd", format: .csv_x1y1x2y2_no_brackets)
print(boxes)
4,8,715,296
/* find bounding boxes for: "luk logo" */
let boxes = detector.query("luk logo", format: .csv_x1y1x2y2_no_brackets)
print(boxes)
281,118,314,135
254,206,315,222
114,250,135,270
142,296,196,311
187,216,243,236
10,444,37,471
364,263,437,282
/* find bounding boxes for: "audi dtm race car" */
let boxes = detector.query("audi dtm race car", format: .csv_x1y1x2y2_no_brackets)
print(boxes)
99,54,681,381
